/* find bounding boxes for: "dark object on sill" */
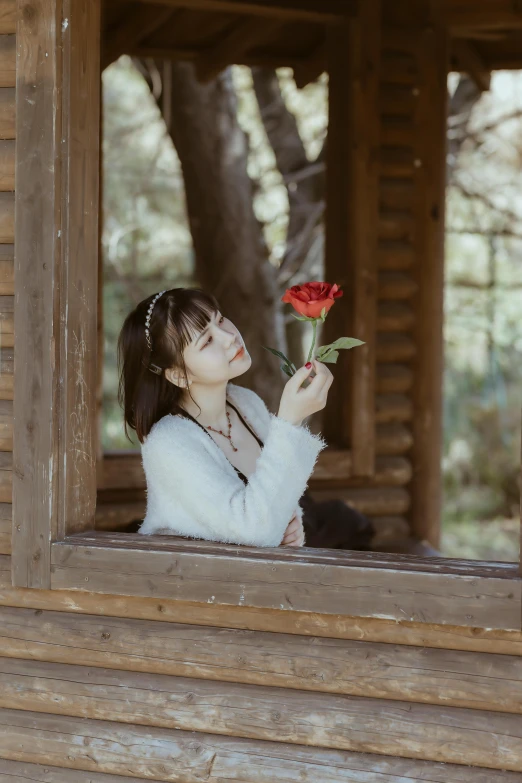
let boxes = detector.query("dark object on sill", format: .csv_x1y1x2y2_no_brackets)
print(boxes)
123,490,375,551
299,490,375,551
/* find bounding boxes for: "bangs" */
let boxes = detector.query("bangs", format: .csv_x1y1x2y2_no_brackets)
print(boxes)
170,291,219,352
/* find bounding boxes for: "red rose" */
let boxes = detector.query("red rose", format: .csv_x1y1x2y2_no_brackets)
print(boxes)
281,281,343,319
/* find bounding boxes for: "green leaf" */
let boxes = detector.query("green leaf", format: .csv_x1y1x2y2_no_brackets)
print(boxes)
262,345,293,364
320,306,327,321
316,337,365,361
318,350,339,364
262,345,297,374
280,363,295,377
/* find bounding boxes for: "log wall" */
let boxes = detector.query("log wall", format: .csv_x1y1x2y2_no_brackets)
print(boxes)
0,563,522,780
0,0,14,560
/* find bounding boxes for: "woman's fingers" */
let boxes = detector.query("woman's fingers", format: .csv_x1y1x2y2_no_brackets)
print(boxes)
281,515,305,546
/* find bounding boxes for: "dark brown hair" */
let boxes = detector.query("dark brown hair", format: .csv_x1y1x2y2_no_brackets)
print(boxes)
117,287,220,444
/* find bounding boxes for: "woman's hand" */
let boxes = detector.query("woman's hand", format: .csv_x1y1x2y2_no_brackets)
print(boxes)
281,512,305,547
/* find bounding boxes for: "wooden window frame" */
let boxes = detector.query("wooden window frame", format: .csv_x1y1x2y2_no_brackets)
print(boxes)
11,0,522,635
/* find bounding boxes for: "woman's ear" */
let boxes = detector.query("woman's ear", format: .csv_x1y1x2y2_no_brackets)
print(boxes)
165,367,191,388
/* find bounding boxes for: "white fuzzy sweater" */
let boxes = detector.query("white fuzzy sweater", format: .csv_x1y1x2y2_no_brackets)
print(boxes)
137,381,327,546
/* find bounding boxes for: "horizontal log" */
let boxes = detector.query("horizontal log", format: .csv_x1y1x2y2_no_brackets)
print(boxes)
380,116,415,146
0,397,12,449
0,2,15,35
99,451,412,494
375,393,413,423
0,611,520,710
380,146,416,178
0,508,9,553
377,239,414,270
376,422,412,455
50,533,522,630
371,515,410,542
0,243,13,293
1,657,522,770
310,486,411,516
376,363,413,393
0,35,14,87
134,0,358,23
0,138,14,189
0,344,12,399
381,28,420,54
380,83,418,115
2,553,522,654
0,87,14,138
1,709,519,783
380,52,417,85
378,271,418,299
310,455,412,488
378,301,415,331
0,191,13,243
379,177,415,211
0,292,13,347
377,333,415,362
443,0,522,31
95,501,145,532
0,447,11,502
378,209,415,242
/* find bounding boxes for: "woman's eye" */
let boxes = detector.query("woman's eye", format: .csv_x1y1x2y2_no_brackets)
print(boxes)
203,316,225,346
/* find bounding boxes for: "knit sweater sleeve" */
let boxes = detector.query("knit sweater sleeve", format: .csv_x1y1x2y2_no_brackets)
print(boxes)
143,413,327,547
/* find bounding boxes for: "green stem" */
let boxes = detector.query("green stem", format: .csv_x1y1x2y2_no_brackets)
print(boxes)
306,319,318,363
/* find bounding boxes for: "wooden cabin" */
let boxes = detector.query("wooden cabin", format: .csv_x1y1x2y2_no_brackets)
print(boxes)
0,0,522,779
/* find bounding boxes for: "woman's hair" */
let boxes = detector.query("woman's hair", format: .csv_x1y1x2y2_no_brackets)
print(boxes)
117,287,220,444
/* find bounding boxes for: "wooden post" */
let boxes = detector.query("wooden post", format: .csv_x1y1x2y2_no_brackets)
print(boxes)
409,5,448,548
12,0,101,587
323,0,380,477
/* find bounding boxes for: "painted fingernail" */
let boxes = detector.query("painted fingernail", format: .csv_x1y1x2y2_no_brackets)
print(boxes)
305,362,312,369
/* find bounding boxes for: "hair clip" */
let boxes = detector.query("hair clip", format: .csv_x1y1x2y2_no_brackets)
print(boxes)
148,362,163,375
145,289,167,350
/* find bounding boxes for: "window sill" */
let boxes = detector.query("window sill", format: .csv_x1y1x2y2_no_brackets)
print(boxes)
50,531,522,632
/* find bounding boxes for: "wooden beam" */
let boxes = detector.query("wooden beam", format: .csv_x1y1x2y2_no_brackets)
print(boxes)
409,8,449,549
51,533,522,631
3,656,522,770
2,604,522,712
443,0,522,31
102,6,175,69
13,0,61,588
323,2,380,476
451,40,491,91
124,0,357,24
131,43,308,70
1,711,520,783
195,17,281,82
13,0,101,588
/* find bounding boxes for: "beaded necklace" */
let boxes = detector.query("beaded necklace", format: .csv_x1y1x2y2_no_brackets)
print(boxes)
205,408,238,452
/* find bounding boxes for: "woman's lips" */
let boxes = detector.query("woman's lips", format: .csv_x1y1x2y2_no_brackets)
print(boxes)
231,346,245,361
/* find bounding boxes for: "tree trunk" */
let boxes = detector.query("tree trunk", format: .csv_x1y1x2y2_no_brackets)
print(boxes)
167,62,286,410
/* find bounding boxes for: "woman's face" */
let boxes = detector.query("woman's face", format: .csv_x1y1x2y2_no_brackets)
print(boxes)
180,310,251,386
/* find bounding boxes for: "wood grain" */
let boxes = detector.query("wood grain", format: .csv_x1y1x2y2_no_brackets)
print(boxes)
1,605,522,712
1,655,522,769
3,554,522,655
49,535,522,630
0,707,520,781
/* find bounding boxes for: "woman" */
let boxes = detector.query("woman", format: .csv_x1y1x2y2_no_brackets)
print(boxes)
117,286,333,547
